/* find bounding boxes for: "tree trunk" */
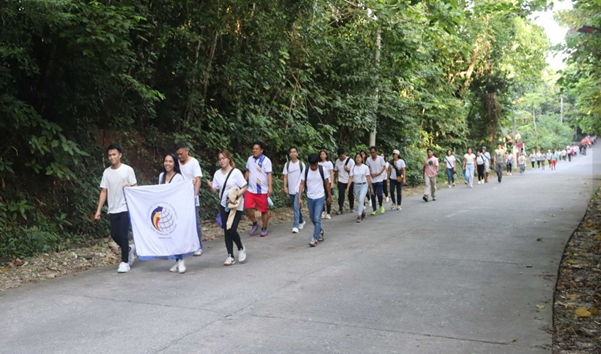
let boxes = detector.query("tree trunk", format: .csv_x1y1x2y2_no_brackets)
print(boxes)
369,26,381,147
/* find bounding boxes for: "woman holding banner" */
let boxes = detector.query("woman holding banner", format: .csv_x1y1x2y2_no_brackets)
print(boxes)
207,150,248,266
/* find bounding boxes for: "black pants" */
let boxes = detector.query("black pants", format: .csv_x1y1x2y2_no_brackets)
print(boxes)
337,182,355,210
537,160,540,168
219,206,243,257
322,188,334,214
568,154,572,162
531,161,535,168
382,179,388,198
110,212,130,263
389,179,403,206
506,163,512,173
477,164,485,181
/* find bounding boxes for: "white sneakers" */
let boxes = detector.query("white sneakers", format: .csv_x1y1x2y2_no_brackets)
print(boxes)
386,197,390,203
391,203,397,210
321,211,326,219
128,244,135,266
299,221,306,230
397,206,402,211
292,227,299,233
117,262,130,273
224,255,236,266
193,248,203,256
324,214,331,219
170,259,186,274
238,247,247,263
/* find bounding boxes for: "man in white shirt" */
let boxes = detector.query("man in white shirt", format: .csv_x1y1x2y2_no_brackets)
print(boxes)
283,147,306,233
176,142,203,256
365,146,387,215
298,153,332,247
245,141,273,237
334,148,355,215
95,144,137,273
482,146,491,183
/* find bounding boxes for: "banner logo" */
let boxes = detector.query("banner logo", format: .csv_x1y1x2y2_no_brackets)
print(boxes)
148,203,177,235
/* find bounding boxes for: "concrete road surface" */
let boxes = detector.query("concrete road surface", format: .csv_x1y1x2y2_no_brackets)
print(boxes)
1,150,599,354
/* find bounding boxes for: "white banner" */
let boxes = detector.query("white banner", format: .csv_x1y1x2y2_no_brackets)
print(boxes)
124,181,200,260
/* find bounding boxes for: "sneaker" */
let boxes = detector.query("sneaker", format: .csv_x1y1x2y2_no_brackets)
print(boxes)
318,230,324,242
432,197,436,201
224,255,236,266
324,214,331,220
249,223,259,235
448,184,452,188
321,211,326,219
368,200,372,207
292,227,299,233
397,206,402,211
361,211,366,220
371,211,377,216
194,248,203,256
238,247,247,263
350,209,355,213
128,244,135,266
469,184,473,188
391,203,396,210
380,206,385,214
386,197,390,203
117,262,130,273
299,221,306,230
177,259,186,274
356,217,361,223
309,239,318,247
169,262,179,273
452,182,455,186
260,228,268,237
423,195,428,202
336,210,343,215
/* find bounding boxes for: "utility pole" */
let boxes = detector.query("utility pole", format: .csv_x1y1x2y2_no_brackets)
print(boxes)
369,26,382,147
533,105,540,151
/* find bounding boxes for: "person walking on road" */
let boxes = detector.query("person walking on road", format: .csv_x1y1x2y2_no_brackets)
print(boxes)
94,144,138,273
366,146,387,215
463,147,476,188
334,148,355,215
536,150,543,169
551,149,558,170
423,148,439,201
388,149,406,210
494,144,506,183
381,153,390,203
482,146,491,183
298,153,332,247
518,153,527,174
540,150,546,170
506,151,513,176
444,149,456,188
529,150,536,169
176,142,204,256
476,150,485,184
319,150,335,220
360,150,371,208
347,153,374,222
283,147,306,233
244,141,273,237
207,150,248,266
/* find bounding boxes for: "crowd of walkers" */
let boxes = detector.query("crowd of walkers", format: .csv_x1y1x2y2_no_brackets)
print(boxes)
95,136,596,273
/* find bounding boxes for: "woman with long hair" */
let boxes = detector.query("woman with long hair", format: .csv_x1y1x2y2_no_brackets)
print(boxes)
207,150,248,266
319,149,335,219
359,150,371,207
463,147,476,188
476,151,485,184
347,153,374,223
443,149,456,188
159,153,187,274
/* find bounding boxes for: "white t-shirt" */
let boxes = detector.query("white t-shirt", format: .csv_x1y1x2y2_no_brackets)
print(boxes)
529,153,536,162
212,168,246,211
476,156,484,165
389,159,406,180
282,160,305,195
99,164,137,214
334,157,355,184
319,161,334,183
301,167,330,200
158,172,185,184
444,155,456,169
350,164,370,184
518,155,527,164
482,152,491,166
464,153,476,165
366,156,386,183
536,152,543,161
179,157,203,206
246,155,272,195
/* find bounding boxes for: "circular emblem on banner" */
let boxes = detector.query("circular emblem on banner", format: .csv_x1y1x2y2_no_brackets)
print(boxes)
148,202,178,236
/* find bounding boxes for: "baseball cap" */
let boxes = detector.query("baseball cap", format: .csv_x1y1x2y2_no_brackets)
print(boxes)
393,149,400,155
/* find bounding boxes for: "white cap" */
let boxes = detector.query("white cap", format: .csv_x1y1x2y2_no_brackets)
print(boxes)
392,149,400,155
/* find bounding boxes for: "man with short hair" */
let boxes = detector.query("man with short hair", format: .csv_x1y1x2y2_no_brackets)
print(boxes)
422,148,439,202
245,141,273,237
381,153,390,203
283,147,306,234
95,144,138,273
366,146,387,215
482,146,491,183
334,148,355,215
176,141,204,256
493,143,506,183
298,153,332,247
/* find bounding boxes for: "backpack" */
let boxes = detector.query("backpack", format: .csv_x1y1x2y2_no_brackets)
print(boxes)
304,165,326,195
286,160,304,174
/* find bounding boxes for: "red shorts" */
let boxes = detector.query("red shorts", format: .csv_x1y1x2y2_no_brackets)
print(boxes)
551,160,556,166
244,192,268,213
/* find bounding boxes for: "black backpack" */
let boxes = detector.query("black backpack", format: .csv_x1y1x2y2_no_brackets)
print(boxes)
304,165,326,194
286,160,304,174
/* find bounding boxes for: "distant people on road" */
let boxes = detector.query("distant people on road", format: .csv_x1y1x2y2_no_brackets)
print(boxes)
551,149,558,170
366,146,387,215
347,153,374,222
482,146,491,183
319,149,334,220
95,144,138,273
423,148,439,201
444,149,456,188
360,150,371,208
535,150,542,169
176,141,204,256
463,147,476,188
244,141,273,237
381,153,390,203
299,153,332,246
494,144,505,183
476,151,485,184
283,147,306,234
207,150,247,266
505,150,513,176
388,149,406,210
540,149,546,170
334,148,355,215
518,153,527,174
529,150,536,169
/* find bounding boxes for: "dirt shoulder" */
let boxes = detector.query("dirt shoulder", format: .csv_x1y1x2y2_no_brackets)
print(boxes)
553,186,601,353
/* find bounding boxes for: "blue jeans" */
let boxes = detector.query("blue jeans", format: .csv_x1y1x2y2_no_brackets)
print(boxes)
371,182,383,211
446,168,454,185
354,183,369,216
465,164,475,186
389,179,403,206
289,193,305,228
307,197,324,241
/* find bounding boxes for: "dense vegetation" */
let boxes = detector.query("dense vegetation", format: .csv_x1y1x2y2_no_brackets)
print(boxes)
0,0,591,259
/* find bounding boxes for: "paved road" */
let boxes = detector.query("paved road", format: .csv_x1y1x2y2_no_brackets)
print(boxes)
1,150,600,354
